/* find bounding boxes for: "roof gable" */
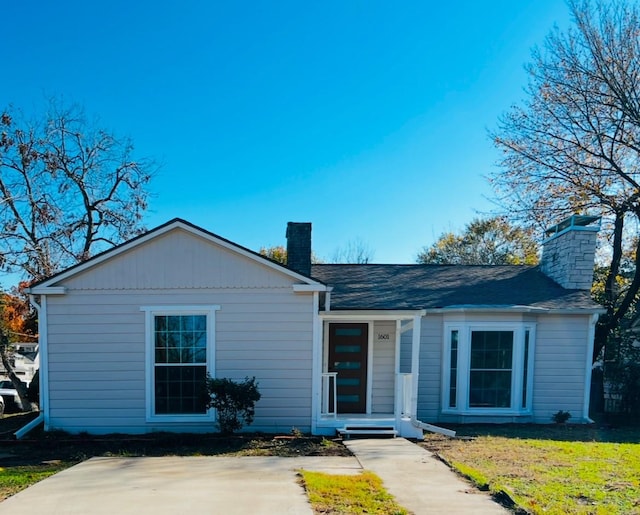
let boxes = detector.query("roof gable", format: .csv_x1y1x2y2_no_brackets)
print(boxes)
31,219,323,291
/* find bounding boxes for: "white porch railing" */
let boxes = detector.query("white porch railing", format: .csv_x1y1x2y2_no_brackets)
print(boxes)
398,373,412,418
321,372,337,418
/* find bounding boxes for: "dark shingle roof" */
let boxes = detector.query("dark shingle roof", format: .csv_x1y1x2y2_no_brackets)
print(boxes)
310,264,601,311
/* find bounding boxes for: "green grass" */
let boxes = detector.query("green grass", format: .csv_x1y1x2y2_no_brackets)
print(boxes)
0,462,72,500
299,470,409,515
424,427,640,514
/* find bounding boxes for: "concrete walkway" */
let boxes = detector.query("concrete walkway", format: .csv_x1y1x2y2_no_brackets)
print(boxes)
345,438,508,514
0,439,508,514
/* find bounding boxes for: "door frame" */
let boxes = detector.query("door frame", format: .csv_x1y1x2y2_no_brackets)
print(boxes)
324,321,374,415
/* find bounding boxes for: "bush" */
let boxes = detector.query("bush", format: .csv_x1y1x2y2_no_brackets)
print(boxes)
203,375,261,434
552,410,572,424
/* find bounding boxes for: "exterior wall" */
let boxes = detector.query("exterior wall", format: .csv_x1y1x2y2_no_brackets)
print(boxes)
532,314,590,422
371,321,395,413
399,320,413,374
416,315,443,421
415,312,592,424
43,228,315,434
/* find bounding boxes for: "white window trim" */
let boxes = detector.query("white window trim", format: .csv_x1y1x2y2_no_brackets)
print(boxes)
441,322,535,416
141,305,220,423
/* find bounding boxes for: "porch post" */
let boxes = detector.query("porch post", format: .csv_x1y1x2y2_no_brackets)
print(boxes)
411,315,422,420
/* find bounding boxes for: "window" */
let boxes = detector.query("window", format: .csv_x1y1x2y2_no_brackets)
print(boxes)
142,305,219,422
443,323,534,415
469,331,513,408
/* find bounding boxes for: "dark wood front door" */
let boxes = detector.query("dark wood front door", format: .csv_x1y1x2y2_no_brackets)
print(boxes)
328,323,368,413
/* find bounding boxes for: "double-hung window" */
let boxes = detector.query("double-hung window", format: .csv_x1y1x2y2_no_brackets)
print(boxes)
443,323,534,415
142,305,219,422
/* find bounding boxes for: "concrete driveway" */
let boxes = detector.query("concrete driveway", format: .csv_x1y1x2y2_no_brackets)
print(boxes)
0,455,361,515
0,439,508,514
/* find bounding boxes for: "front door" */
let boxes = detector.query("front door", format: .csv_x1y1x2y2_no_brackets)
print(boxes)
328,323,368,413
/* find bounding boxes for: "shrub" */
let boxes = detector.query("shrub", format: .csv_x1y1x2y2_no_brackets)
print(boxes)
551,410,572,424
203,375,261,434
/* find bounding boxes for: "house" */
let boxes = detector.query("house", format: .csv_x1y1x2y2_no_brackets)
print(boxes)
0,343,39,386
26,215,605,436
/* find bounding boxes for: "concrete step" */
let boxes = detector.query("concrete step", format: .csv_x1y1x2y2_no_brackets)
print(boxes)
337,425,398,439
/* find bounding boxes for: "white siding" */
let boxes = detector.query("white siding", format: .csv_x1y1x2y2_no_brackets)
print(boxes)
399,320,412,374
414,312,592,424
416,315,443,421
371,321,395,413
44,228,316,435
63,228,294,290
532,314,590,422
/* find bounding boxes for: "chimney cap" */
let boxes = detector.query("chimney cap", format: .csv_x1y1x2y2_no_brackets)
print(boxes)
545,214,601,236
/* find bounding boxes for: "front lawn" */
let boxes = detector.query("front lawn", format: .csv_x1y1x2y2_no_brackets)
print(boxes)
299,470,409,515
422,424,640,514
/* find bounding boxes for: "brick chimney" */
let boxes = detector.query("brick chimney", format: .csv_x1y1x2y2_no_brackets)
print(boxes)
540,215,600,290
286,222,312,276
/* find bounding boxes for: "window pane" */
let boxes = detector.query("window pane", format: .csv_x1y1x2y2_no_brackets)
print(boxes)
155,316,167,331
469,331,513,408
167,316,181,331
335,345,361,353
155,365,207,414
449,330,458,408
522,330,530,409
335,328,362,336
469,371,512,408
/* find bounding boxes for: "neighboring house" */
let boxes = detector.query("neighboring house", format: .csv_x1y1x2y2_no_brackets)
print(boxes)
27,215,604,436
0,343,39,386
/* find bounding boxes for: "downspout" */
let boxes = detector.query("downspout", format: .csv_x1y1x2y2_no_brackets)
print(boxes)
25,294,50,435
583,312,600,424
14,413,44,439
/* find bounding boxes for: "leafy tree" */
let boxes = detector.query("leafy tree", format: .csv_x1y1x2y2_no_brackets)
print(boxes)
0,100,154,282
259,245,288,265
490,0,640,362
417,217,538,265
259,245,325,265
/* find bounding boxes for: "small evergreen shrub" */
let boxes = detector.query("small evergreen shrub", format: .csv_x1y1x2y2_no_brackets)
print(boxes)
203,375,261,434
551,410,572,424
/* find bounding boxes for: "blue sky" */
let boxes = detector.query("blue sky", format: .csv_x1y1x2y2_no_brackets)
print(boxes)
2,1,572,267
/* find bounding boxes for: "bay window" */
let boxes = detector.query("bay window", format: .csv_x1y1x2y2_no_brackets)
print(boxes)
443,323,534,414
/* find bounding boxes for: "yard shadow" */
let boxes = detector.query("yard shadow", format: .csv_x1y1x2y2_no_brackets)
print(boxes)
0,413,351,468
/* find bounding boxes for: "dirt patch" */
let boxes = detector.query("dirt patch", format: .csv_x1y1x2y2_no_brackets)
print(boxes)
0,413,351,467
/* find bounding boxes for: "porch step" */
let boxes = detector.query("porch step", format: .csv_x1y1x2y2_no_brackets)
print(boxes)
337,425,398,439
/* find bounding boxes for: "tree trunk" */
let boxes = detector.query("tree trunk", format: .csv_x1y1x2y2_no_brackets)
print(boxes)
0,332,36,412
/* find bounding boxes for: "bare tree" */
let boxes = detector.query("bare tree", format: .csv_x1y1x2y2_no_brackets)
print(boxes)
331,238,374,264
0,100,154,282
491,0,640,361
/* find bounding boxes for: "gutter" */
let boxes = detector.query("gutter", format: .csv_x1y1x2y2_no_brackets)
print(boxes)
14,412,44,439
